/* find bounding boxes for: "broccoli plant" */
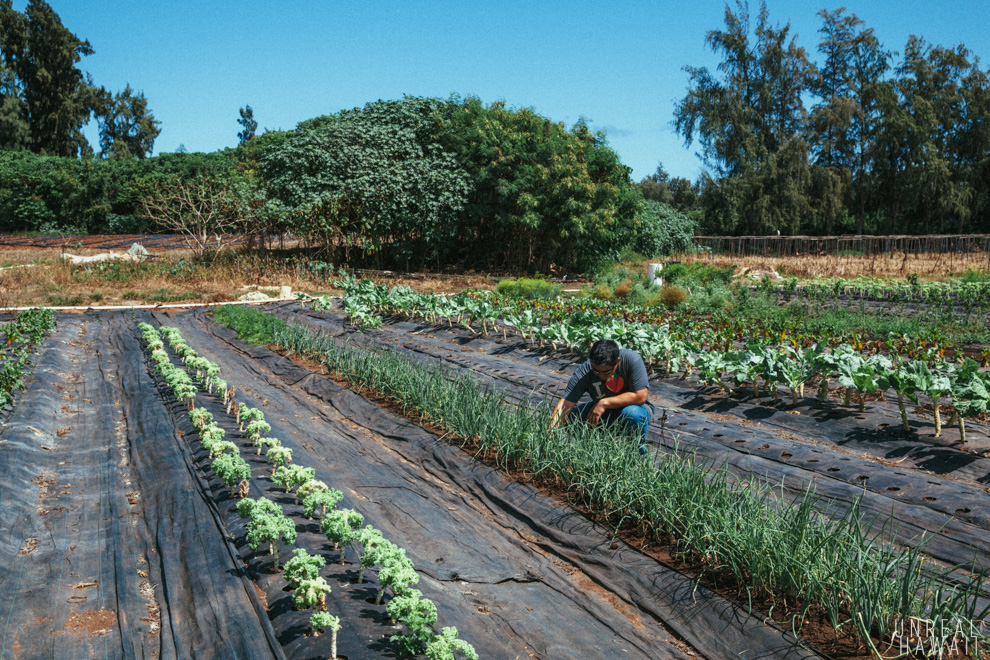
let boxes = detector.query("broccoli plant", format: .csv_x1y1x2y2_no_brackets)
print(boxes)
254,436,281,455
283,548,327,590
208,440,239,460
948,360,990,444
780,344,824,405
310,611,342,658
376,550,418,605
273,465,315,497
245,419,271,442
293,576,331,611
695,351,733,393
211,452,251,495
909,361,953,437
887,360,922,432
425,627,478,660
839,354,891,411
303,487,344,520
387,589,438,656
320,508,364,564
267,446,292,472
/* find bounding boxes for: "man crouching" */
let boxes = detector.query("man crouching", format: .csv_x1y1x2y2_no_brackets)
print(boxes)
550,339,653,454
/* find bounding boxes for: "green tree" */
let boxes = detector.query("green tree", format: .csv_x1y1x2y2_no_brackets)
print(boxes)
0,61,28,150
675,1,815,235
96,84,160,159
638,164,674,204
873,37,975,234
808,8,890,234
0,0,97,156
437,97,640,272
237,104,257,144
261,97,471,269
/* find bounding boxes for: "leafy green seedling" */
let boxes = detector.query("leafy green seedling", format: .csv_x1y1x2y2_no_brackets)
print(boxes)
283,548,327,590
425,627,478,660
321,508,364,564
303,487,344,520
310,611,341,658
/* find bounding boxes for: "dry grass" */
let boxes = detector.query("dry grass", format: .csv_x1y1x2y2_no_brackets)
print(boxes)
671,250,989,280
0,246,498,309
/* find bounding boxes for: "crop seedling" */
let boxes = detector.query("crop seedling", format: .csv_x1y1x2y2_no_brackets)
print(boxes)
199,424,225,450
425,627,479,660
238,497,297,570
245,419,271,441
267,445,292,472
356,526,391,583
211,452,251,495
208,440,239,460
321,508,364,564
376,551,417,605
310,611,342,657
293,576,332,611
387,589,438,656
303,487,344,520
254,435,281,455
273,464,315,498
283,548,327,590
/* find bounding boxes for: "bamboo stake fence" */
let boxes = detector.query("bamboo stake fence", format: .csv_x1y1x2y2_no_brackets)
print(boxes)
691,235,990,274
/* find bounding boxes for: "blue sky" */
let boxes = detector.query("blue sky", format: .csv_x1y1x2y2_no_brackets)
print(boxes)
26,0,990,181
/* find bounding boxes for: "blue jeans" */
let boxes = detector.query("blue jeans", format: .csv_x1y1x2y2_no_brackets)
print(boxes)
569,401,652,443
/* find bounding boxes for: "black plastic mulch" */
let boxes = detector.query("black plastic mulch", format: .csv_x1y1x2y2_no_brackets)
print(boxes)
267,304,990,591
0,313,281,659
151,308,828,660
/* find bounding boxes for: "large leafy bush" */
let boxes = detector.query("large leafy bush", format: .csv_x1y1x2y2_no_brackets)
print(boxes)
633,200,696,258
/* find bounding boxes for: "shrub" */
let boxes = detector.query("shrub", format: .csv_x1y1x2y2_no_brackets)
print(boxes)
659,285,688,309
613,281,632,299
495,278,561,300
591,284,613,301
633,200,696,258
627,282,654,306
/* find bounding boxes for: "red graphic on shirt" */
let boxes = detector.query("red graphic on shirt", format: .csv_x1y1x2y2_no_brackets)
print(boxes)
605,376,625,393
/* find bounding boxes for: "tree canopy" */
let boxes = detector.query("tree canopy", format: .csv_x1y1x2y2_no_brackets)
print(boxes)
0,0,158,159
675,0,990,236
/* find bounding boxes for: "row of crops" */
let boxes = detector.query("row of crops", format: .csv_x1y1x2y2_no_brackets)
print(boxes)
303,279,990,443
0,308,56,407
217,304,990,655
137,321,478,660
775,276,990,314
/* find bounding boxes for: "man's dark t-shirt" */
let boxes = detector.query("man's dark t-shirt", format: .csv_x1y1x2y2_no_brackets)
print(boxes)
561,349,650,404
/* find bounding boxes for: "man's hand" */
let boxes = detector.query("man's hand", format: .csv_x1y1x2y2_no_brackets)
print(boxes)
586,400,606,426
550,398,575,429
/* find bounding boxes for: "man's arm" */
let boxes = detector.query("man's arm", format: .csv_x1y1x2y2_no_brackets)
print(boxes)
550,398,576,428
586,389,648,425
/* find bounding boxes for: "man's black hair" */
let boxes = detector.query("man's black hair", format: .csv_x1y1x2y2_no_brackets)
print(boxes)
589,339,620,367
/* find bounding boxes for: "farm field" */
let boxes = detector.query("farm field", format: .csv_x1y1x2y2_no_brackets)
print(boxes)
1,283,989,657
2,308,822,660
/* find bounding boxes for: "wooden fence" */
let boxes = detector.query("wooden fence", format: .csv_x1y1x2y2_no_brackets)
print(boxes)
691,235,990,273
